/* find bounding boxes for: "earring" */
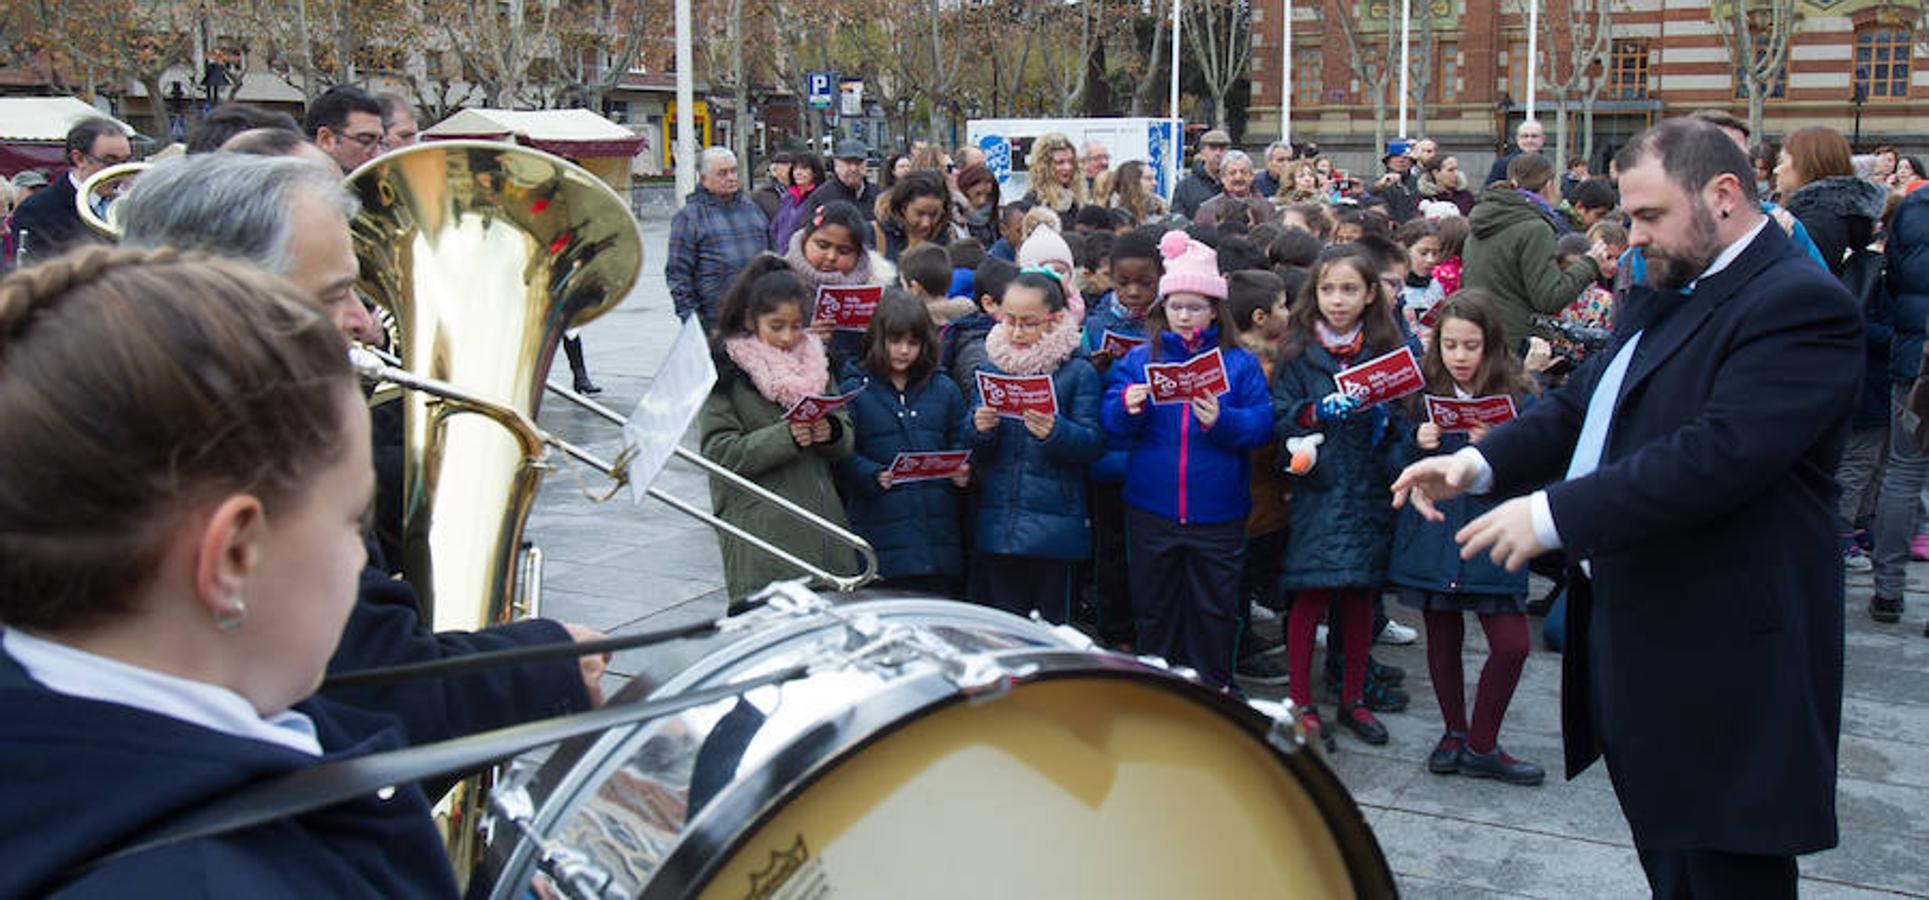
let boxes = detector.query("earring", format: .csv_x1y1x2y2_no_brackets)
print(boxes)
1720,209,1731,219
214,600,247,632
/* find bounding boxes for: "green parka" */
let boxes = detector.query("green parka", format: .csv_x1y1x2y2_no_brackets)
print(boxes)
1461,184,1602,351
698,360,855,600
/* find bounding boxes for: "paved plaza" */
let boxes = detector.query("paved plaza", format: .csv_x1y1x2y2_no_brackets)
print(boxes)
523,215,1928,898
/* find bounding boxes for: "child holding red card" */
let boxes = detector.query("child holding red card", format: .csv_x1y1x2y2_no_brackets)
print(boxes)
1390,291,1546,785
1101,233,1275,691
700,256,854,603
1082,227,1165,650
783,201,891,372
835,297,972,597
967,271,1105,622
1271,252,1413,748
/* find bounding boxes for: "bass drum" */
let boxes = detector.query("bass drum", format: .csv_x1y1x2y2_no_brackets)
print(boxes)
479,596,1394,899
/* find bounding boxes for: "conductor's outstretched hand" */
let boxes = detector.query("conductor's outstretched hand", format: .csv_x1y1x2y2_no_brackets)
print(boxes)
1391,454,1481,522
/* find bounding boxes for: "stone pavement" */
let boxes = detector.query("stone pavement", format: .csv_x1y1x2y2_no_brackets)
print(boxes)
522,215,1929,898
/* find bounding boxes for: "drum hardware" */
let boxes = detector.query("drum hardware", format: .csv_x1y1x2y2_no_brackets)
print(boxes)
475,598,1398,899
488,786,629,900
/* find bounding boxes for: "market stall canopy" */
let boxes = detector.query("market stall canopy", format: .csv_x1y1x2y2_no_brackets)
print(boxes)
421,108,647,191
0,97,138,177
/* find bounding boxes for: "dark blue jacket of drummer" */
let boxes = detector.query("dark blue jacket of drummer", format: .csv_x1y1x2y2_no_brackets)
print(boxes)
0,648,460,899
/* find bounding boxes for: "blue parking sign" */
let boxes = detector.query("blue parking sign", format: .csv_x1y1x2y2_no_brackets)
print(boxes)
807,73,833,110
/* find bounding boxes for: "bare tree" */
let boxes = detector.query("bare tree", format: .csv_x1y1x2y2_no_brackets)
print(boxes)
1183,0,1254,130
1715,0,1796,141
1130,0,1171,117
439,0,564,108
1333,0,1397,153
1040,0,1099,117
1519,0,1613,166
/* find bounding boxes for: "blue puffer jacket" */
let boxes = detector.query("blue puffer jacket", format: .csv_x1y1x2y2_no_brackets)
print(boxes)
1387,403,1534,596
1101,329,1275,525
1083,292,1149,484
1886,188,1929,385
969,353,1105,560
835,368,969,579
1272,341,1414,591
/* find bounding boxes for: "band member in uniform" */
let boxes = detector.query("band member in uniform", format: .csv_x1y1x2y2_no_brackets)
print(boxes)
0,248,462,897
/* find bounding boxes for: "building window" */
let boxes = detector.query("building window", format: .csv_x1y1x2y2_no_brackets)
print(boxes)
1607,39,1648,100
1294,47,1324,107
1855,25,1912,100
1357,48,1389,106
1504,40,1532,106
1435,41,1459,104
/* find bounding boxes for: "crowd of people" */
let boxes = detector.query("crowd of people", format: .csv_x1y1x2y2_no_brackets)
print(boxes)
686,113,1924,896
0,84,1922,896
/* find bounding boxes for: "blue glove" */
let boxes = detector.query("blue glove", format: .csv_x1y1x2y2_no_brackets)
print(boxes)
1315,392,1360,423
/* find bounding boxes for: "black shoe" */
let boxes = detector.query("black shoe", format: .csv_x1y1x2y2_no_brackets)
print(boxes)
1369,656,1405,684
1329,671,1410,712
1236,653,1291,686
1458,746,1545,786
1338,703,1389,745
1427,732,1467,774
1870,594,1903,624
572,378,603,395
1297,707,1336,753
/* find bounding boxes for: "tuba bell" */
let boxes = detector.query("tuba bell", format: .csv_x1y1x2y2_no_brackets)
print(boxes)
347,140,643,635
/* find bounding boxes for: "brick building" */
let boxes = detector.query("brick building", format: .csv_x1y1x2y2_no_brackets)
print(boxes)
1245,0,1925,171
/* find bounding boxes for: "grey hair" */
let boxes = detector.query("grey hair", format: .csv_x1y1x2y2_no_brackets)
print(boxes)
698,146,736,176
1222,149,1254,171
1265,141,1293,157
120,153,358,276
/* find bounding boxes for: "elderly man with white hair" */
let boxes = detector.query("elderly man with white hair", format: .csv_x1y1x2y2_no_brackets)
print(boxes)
1194,150,1275,229
667,146,769,332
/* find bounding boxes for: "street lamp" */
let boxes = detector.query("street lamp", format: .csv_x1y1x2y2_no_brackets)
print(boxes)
1851,67,1868,151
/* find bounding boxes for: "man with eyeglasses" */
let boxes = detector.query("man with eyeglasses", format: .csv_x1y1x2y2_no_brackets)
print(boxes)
7,117,131,260
303,85,389,175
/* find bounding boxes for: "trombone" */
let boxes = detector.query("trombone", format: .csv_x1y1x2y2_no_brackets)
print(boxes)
354,345,879,595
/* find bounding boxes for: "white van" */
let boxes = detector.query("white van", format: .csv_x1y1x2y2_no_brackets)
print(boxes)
966,117,1183,202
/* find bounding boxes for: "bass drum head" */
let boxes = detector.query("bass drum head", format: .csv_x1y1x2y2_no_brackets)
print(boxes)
679,671,1390,899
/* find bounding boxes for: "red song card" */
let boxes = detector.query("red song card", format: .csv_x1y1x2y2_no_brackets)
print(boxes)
1424,394,1518,433
976,371,1058,419
782,388,863,423
1099,329,1148,358
1145,347,1231,405
811,284,885,332
887,450,971,484
1333,345,1424,407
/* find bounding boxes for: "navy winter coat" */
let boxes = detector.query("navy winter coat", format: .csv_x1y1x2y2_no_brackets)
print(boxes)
0,651,458,899
1101,329,1276,525
1388,405,1534,597
835,369,970,579
1272,341,1414,590
1083,292,1148,484
942,311,996,397
1886,187,1929,385
968,354,1106,559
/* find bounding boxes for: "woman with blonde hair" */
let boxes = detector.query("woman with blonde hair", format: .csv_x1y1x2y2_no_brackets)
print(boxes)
1280,160,1324,204
1021,132,1088,219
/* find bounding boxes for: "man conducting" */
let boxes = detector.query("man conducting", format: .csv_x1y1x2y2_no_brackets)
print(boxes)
1393,117,1856,898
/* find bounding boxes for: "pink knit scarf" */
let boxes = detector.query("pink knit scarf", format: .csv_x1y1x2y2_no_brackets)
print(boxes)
984,316,1082,376
723,332,828,410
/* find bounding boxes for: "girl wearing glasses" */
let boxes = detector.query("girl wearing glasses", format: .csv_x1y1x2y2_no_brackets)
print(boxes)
1100,232,1275,692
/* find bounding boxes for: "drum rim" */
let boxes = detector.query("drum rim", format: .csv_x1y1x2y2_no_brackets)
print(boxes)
481,598,1072,898
637,651,1397,900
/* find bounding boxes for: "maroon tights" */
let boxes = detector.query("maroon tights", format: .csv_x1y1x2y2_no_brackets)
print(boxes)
1423,610,1529,753
1287,589,1373,708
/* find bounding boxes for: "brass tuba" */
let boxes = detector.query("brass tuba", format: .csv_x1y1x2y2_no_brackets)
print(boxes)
347,140,643,634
